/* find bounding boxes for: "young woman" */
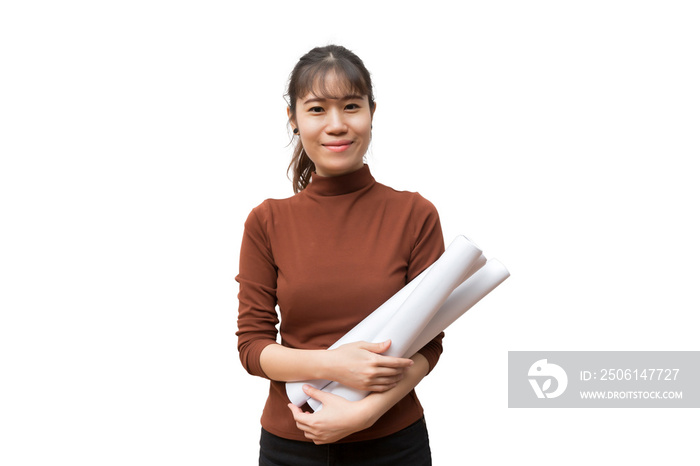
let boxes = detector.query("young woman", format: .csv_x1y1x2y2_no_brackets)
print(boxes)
236,44,445,465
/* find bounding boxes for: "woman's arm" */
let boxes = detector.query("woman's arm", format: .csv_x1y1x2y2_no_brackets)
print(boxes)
238,204,414,391
287,352,430,444
260,339,414,393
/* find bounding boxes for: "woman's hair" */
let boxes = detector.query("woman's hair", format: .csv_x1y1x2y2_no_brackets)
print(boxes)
286,45,376,193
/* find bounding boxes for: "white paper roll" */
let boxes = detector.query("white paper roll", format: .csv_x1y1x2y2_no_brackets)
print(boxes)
286,236,483,407
403,258,510,358
284,264,433,406
307,258,509,410
304,238,481,408
368,235,482,356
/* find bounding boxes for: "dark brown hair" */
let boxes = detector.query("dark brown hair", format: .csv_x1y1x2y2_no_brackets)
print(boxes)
286,45,376,193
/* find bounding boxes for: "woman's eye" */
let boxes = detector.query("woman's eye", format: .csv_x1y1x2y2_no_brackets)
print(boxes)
309,106,324,113
345,103,360,110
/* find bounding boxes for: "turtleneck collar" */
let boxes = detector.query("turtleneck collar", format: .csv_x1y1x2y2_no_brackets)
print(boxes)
303,164,375,197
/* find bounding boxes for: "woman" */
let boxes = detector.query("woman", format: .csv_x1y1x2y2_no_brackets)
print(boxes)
236,44,445,465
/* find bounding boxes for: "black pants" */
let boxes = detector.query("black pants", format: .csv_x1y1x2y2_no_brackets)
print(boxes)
259,417,432,466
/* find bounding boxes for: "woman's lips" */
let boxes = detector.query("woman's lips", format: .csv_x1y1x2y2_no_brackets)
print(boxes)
323,140,353,152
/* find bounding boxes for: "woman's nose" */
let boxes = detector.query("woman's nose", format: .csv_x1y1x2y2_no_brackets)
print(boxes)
325,108,347,134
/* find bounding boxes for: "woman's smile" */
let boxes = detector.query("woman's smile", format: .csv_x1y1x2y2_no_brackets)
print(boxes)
323,140,354,152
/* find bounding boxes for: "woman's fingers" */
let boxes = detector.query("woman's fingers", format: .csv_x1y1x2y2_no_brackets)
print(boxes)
354,340,413,368
371,365,409,377
329,340,414,391
288,385,371,444
366,382,397,393
287,402,317,437
376,356,414,369
359,339,392,354
302,384,334,404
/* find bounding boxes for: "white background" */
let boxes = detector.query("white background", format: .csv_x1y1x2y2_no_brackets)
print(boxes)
1,1,698,464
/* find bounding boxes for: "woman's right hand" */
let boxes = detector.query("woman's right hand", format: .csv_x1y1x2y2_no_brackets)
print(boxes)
326,340,414,392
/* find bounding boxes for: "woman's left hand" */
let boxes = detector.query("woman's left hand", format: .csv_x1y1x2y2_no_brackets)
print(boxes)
287,384,373,445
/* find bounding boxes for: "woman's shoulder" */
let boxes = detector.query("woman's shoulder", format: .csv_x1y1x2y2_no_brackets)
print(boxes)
242,193,303,226
373,181,440,215
246,195,289,213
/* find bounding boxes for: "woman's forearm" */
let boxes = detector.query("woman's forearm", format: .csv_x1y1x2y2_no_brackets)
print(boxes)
259,343,331,382
259,340,415,390
360,352,430,426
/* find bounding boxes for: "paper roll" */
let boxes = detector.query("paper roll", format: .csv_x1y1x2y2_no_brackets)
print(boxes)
304,238,481,407
307,258,509,410
284,264,433,406
403,258,510,358
287,236,483,407
366,235,482,356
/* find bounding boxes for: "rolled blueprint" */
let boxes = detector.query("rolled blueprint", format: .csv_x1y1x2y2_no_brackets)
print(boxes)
286,236,483,407
309,258,510,410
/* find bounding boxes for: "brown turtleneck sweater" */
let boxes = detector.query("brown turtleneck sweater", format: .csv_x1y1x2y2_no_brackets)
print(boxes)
236,165,445,442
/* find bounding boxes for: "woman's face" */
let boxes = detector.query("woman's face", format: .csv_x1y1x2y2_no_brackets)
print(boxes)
290,73,374,177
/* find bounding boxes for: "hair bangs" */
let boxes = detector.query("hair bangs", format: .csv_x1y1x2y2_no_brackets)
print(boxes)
293,60,370,104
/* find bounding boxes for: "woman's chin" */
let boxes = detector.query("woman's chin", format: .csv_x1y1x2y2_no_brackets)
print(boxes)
315,159,364,177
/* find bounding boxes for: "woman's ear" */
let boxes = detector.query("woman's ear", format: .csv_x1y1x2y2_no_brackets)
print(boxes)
287,106,297,132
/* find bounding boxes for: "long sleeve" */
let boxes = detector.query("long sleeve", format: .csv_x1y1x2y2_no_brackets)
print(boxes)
405,194,445,374
236,203,279,378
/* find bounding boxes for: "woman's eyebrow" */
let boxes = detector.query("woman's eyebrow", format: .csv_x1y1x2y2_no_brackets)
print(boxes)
303,94,364,105
303,96,326,105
